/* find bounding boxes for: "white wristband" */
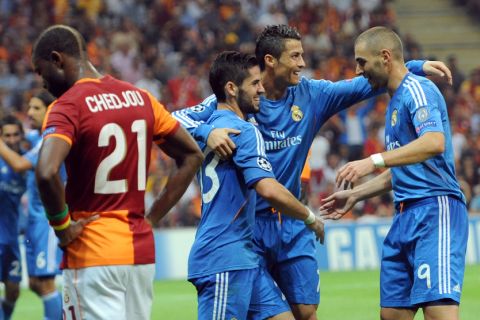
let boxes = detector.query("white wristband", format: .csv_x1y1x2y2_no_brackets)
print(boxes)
304,207,316,225
370,153,385,168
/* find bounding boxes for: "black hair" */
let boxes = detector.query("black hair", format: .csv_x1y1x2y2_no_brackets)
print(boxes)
0,115,24,135
255,25,301,70
209,51,258,102
33,90,55,107
32,25,87,61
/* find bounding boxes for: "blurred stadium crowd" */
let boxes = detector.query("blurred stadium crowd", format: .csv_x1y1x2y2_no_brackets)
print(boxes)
0,0,479,227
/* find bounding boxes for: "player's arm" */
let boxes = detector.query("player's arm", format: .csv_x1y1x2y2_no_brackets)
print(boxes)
172,97,239,158
320,169,392,220
0,139,33,172
146,126,204,225
254,178,324,243
335,131,444,189
36,137,98,247
318,60,451,120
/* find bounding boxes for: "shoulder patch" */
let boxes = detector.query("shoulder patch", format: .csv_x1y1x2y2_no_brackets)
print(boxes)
190,105,205,113
415,107,429,122
42,127,56,137
257,157,272,172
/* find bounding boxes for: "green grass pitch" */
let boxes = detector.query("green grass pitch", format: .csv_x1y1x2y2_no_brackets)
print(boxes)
10,264,480,319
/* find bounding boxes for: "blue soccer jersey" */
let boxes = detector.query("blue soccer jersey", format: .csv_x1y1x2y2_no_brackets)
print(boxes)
188,110,275,279
24,138,67,220
0,157,26,245
175,61,426,217
384,73,464,204
24,138,64,276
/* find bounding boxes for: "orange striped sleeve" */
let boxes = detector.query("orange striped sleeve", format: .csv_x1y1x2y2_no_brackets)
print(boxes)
144,92,179,143
44,133,72,146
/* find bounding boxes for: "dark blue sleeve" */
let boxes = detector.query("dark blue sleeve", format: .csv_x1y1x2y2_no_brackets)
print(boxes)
172,95,217,143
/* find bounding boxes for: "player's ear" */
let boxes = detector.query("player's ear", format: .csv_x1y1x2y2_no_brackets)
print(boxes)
225,81,237,97
380,49,391,65
264,54,276,68
49,51,64,69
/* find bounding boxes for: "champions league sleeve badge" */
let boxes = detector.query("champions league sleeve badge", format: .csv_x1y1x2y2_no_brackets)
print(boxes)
191,105,206,112
415,107,429,122
257,157,272,171
291,105,303,122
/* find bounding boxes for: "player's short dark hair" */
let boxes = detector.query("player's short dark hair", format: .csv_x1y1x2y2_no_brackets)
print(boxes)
32,25,87,61
255,25,301,70
33,90,55,107
355,26,404,60
0,115,24,135
209,51,258,102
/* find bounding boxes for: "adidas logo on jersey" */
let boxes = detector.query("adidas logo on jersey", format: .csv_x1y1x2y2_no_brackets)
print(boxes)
453,284,461,293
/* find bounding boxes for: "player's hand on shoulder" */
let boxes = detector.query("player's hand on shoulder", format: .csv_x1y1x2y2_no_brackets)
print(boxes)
422,61,453,85
56,214,99,248
336,158,374,190
207,128,240,159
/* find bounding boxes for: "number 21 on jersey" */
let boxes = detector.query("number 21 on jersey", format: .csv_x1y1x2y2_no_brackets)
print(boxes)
94,120,147,194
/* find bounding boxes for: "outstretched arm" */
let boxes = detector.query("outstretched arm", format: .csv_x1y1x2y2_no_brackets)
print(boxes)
147,126,204,225
255,178,325,243
320,169,392,220
335,131,444,189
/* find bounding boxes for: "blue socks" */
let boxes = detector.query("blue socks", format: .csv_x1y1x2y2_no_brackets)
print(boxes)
42,291,62,320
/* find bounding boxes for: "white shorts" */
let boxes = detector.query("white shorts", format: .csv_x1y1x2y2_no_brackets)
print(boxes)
62,264,155,320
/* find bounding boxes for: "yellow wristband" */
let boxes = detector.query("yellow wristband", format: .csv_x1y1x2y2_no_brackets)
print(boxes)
52,215,71,231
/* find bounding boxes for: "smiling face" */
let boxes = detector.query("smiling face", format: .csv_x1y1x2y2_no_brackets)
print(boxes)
273,39,305,86
237,65,265,114
354,41,389,91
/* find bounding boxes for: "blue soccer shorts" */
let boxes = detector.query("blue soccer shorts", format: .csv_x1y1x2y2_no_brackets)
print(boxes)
381,195,468,307
254,215,320,305
25,217,62,277
190,267,290,320
0,242,22,283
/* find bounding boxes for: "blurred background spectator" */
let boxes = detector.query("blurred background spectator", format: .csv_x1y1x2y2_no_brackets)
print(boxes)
0,0,478,227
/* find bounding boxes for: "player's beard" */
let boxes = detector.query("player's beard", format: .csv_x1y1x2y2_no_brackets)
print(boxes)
237,88,259,114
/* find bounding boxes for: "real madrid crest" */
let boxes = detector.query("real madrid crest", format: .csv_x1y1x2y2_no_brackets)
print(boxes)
391,109,398,127
291,105,303,122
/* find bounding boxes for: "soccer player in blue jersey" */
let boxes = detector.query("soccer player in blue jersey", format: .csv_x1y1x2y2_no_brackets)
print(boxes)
320,26,468,320
173,25,453,319
0,91,63,320
189,51,324,320
0,115,26,320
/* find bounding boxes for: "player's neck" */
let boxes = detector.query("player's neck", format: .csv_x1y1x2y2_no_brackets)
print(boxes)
262,72,288,100
217,102,245,120
78,60,102,80
387,63,409,97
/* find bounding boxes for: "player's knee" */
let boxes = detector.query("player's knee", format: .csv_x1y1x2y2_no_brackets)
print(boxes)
29,278,38,293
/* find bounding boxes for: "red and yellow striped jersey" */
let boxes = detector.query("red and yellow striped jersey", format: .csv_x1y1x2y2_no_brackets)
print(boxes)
43,75,179,268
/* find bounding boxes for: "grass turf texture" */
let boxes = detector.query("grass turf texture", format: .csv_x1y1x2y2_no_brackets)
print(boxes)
10,264,480,319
